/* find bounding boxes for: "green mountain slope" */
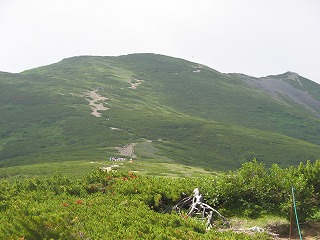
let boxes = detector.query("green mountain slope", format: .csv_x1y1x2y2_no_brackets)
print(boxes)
0,54,319,171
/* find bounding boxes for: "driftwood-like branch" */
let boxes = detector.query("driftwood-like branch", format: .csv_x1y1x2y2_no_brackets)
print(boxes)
173,188,229,230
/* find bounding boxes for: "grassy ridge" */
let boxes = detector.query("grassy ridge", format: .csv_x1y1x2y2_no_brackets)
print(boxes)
0,54,320,170
113,54,320,144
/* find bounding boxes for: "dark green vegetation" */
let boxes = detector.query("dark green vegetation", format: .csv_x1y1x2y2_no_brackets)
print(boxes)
0,160,319,239
1,53,320,171
1,54,320,239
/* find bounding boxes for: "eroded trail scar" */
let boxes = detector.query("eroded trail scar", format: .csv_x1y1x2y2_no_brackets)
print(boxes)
85,90,109,117
116,143,136,158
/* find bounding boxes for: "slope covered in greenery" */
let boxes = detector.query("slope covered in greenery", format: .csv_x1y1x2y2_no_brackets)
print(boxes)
0,54,320,170
0,160,319,239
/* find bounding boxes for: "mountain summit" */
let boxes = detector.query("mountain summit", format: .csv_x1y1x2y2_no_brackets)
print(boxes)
0,54,319,170
236,71,320,117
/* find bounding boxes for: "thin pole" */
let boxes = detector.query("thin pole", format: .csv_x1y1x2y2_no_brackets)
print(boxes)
289,203,293,239
291,187,302,240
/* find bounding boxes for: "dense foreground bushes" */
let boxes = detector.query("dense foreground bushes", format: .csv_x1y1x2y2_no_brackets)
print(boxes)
0,159,319,239
201,159,319,220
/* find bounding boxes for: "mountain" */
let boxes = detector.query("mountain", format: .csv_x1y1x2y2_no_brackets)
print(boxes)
0,53,320,171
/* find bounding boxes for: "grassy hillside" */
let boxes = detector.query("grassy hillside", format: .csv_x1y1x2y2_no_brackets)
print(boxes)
0,54,320,171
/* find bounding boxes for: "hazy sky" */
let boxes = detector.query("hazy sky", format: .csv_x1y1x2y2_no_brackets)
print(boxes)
1,0,320,83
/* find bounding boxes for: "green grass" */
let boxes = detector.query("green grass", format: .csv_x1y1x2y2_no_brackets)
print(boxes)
0,54,320,171
228,215,288,229
0,159,216,181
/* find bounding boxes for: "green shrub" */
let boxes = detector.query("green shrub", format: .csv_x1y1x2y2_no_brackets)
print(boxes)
0,160,318,239
201,159,318,220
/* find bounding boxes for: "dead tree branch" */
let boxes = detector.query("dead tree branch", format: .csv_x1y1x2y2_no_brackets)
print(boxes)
173,188,230,230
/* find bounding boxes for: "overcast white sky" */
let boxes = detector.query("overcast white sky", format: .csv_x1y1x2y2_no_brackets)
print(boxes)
1,0,319,83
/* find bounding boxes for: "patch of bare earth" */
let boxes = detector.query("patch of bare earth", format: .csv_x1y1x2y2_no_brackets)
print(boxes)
116,143,136,158
129,78,143,89
223,219,320,239
242,73,320,117
267,222,320,240
85,90,109,117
